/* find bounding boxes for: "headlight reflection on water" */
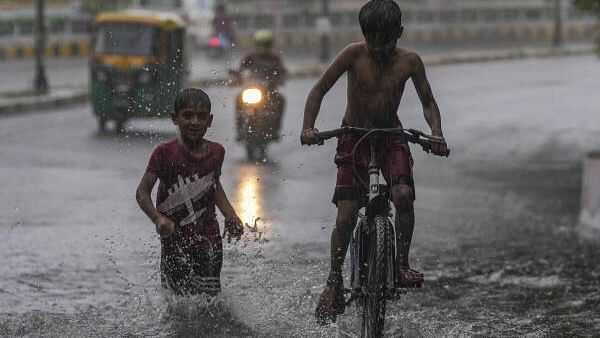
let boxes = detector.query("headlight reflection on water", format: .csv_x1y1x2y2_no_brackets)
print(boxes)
234,165,263,227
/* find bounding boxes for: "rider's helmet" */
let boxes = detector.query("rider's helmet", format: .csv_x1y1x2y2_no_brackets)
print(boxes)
254,29,274,55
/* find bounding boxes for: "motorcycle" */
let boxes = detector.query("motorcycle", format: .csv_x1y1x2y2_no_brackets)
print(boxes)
234,70,284,162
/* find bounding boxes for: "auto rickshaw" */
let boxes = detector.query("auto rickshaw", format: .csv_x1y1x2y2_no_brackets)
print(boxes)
90,10,187,132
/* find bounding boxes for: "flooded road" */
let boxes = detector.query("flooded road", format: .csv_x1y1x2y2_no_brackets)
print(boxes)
1,55,600,337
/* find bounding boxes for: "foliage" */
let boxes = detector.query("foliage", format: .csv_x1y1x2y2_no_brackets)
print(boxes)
79,0,133,16
0,19,13,36
574,0,600,55
574,0,600,13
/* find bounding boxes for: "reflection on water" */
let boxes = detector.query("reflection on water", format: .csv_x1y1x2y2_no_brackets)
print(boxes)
234,164,263,227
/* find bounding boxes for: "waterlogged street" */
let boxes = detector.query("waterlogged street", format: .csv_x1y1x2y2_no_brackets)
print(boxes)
1,55,600,337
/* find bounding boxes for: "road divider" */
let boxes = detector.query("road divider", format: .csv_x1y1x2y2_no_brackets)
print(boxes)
236,25,594,51
0,40,91,60
1,24,594,61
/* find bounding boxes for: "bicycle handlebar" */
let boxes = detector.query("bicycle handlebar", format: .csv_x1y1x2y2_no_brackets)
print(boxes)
316,126,450,157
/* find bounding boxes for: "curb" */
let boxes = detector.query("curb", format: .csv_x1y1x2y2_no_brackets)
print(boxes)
193,45,596,85
0,88,88,115
0,45,595,115
0,40,91,60
424,45,595,66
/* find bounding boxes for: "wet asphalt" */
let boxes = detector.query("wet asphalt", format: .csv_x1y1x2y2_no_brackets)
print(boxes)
1,55,600,337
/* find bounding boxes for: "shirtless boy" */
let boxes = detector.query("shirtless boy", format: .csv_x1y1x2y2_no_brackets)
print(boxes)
300,0,448,323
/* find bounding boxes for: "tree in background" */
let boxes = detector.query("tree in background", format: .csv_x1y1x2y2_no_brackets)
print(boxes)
34,0,48,93
79,0,133,16
575,0,600,12
574,0,600,54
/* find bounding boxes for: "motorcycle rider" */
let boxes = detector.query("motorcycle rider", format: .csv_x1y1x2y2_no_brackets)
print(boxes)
236,29,287,141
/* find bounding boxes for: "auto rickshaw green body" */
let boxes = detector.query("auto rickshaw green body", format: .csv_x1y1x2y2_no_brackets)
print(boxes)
90,10,187,132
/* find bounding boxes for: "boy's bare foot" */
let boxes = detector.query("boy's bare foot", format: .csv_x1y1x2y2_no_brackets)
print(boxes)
315,282,345,324
396,268,424,288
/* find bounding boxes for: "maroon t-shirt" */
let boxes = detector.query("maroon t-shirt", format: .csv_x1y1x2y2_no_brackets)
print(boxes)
146,139,225,254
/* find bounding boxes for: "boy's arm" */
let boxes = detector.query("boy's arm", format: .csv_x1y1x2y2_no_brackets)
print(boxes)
301,44,355,145
135,171,175,237
410,53,448,155
214,180,243,241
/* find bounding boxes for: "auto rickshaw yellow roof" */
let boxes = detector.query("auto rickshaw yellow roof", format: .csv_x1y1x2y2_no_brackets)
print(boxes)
95,9,185,29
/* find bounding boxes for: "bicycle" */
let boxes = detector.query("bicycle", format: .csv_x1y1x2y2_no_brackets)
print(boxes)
316,126,450,337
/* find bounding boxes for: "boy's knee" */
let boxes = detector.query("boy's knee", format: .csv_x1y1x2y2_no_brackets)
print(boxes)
391,184,413,211
335,200,358,231
336,213,355,231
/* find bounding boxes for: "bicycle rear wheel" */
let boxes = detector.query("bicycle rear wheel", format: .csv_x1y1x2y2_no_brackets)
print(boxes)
360,216,392,337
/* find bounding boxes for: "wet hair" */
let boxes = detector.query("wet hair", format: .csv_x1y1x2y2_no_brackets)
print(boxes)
174,88,211,114
359,0,403,42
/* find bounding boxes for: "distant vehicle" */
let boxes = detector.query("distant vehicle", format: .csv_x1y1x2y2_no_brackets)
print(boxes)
233,69,284,161
206,32,232,59
135,0,215,49
90,10,187,132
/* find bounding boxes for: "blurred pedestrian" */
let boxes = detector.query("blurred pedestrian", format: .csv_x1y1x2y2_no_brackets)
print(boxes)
212,3,236,47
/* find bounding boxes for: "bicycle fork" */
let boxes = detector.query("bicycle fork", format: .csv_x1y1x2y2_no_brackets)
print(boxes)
366,142,396,291
347,140,398,304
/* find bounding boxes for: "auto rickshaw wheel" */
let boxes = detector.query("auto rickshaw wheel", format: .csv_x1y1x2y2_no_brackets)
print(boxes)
115,118,126,134
97,116,107,133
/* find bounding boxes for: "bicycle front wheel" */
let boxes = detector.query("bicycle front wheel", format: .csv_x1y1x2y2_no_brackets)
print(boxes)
360,216,392,338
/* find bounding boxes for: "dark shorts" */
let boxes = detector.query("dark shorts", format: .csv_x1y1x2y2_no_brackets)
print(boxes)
160,242,223,296
332,131,414,206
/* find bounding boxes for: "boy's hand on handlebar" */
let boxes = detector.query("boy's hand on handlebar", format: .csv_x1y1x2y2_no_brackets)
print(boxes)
225,217,244,243
300,127,320,145
430,135,448,156
155,215,176,238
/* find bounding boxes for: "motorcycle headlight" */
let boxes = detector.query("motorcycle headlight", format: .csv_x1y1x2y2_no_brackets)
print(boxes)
241,88,262,105
138,71,151,84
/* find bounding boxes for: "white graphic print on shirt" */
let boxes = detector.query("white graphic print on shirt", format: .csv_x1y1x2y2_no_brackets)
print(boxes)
157,172,215,226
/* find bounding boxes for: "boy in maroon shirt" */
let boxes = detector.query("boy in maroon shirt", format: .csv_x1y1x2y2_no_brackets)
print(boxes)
136,88,244,296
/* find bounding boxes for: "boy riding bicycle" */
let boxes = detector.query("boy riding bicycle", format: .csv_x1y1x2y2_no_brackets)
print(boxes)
300,0,448,323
